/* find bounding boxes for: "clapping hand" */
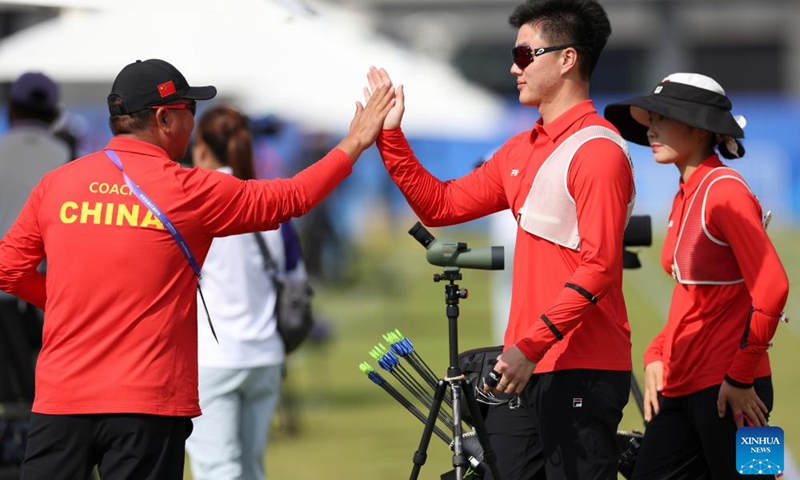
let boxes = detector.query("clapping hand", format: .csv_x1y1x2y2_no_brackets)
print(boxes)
336,70,396,162
364,66,405,130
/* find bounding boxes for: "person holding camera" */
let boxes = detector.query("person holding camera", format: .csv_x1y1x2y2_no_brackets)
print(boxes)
366,0,635,478
0,58,395,479
605,73,789,479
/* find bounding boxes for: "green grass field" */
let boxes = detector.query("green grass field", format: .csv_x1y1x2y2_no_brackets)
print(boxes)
184,221,800,479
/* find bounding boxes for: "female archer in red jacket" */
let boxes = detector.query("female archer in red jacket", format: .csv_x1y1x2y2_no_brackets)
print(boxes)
606,73,789,479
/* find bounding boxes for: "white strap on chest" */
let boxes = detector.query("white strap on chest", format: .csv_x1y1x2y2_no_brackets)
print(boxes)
517,126,633,250
672,167,748,285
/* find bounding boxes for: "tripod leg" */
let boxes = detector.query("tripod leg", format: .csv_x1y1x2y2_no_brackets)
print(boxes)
450,380,469,480
630,372,645,422
462,380,503,480
410,379,448,480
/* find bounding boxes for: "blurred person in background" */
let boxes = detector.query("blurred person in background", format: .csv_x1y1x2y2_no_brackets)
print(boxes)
0,58,395,480
367,0,636,478
51,110,88,161
293,132,346,283
186,105,307,480
605,73,789,479
0,72,70,405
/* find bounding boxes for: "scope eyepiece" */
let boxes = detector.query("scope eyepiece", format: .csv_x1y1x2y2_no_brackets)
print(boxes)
409,222,435,248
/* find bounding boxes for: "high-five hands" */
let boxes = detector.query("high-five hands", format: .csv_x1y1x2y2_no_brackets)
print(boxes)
482,345,535,395
336,70,396,162
364,66,405,130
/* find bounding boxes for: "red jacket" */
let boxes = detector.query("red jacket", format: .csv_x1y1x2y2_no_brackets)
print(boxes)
644,155,788,396
0,137,351,416
377,101,634,373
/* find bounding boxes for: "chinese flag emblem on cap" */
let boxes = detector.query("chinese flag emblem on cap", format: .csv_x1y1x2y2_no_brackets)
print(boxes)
157,81,177,98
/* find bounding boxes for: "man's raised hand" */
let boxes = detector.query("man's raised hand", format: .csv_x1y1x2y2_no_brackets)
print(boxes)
364,66,404,130
336,72,396,162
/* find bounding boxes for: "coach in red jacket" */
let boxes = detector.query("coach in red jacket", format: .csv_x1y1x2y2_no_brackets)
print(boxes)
0,58,394,479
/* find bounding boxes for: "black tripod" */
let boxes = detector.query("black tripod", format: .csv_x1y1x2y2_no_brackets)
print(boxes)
409,267,503,480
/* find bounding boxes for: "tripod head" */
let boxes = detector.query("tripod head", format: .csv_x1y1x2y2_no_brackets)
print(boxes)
436,268,469,310
433,267,462,283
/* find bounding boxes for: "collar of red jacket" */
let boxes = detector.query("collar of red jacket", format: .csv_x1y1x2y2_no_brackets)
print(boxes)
530,99,597,144
679,154,723,196
105,136,171,159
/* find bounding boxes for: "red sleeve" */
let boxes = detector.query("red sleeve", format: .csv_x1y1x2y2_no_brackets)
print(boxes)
0,182,47,309
516,139,633,361
377,128,508,226
643,330,667,367
706,178,789,386
184,148,352,237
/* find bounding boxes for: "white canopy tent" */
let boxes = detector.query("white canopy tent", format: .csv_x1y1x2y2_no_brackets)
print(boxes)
0,0,506,139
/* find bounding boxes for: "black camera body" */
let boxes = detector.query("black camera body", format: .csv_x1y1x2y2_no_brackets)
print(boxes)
623,215,652,269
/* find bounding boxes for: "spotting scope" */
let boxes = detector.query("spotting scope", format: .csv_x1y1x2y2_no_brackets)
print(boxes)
408,222,504,271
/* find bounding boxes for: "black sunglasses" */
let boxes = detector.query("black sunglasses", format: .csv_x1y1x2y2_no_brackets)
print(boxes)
511,43,585,70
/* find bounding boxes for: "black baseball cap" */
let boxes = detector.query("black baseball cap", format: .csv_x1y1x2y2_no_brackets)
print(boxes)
108,59,216,116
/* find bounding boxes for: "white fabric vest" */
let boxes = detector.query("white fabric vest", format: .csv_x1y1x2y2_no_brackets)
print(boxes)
517,126,634,250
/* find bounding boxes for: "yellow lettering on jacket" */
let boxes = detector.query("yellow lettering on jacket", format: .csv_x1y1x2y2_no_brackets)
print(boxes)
139,210,164,229
116,204,139,226
88,182,132,196
104,203,114,224
60,201,79,224
80,202,102,224
58,201,164,230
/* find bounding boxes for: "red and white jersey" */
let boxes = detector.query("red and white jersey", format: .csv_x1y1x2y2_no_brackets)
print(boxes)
378,100,635,373
671,167,747,284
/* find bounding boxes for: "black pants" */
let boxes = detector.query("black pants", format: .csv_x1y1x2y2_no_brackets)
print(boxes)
21,413,193,480
632,377,774,480
0,299,42,402
482,369,630,480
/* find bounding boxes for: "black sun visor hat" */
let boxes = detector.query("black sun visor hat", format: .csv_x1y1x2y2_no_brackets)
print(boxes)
108,59,216,116
604,73,746,147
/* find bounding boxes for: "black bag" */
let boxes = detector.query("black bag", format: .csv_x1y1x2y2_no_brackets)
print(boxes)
458,346,644,479
457,345,505,426
253,232,314,354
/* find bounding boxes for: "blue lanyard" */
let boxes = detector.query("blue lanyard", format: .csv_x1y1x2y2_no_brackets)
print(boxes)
104,149,218,342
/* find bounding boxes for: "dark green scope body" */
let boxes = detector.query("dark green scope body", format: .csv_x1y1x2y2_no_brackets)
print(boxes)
409,222,504,271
